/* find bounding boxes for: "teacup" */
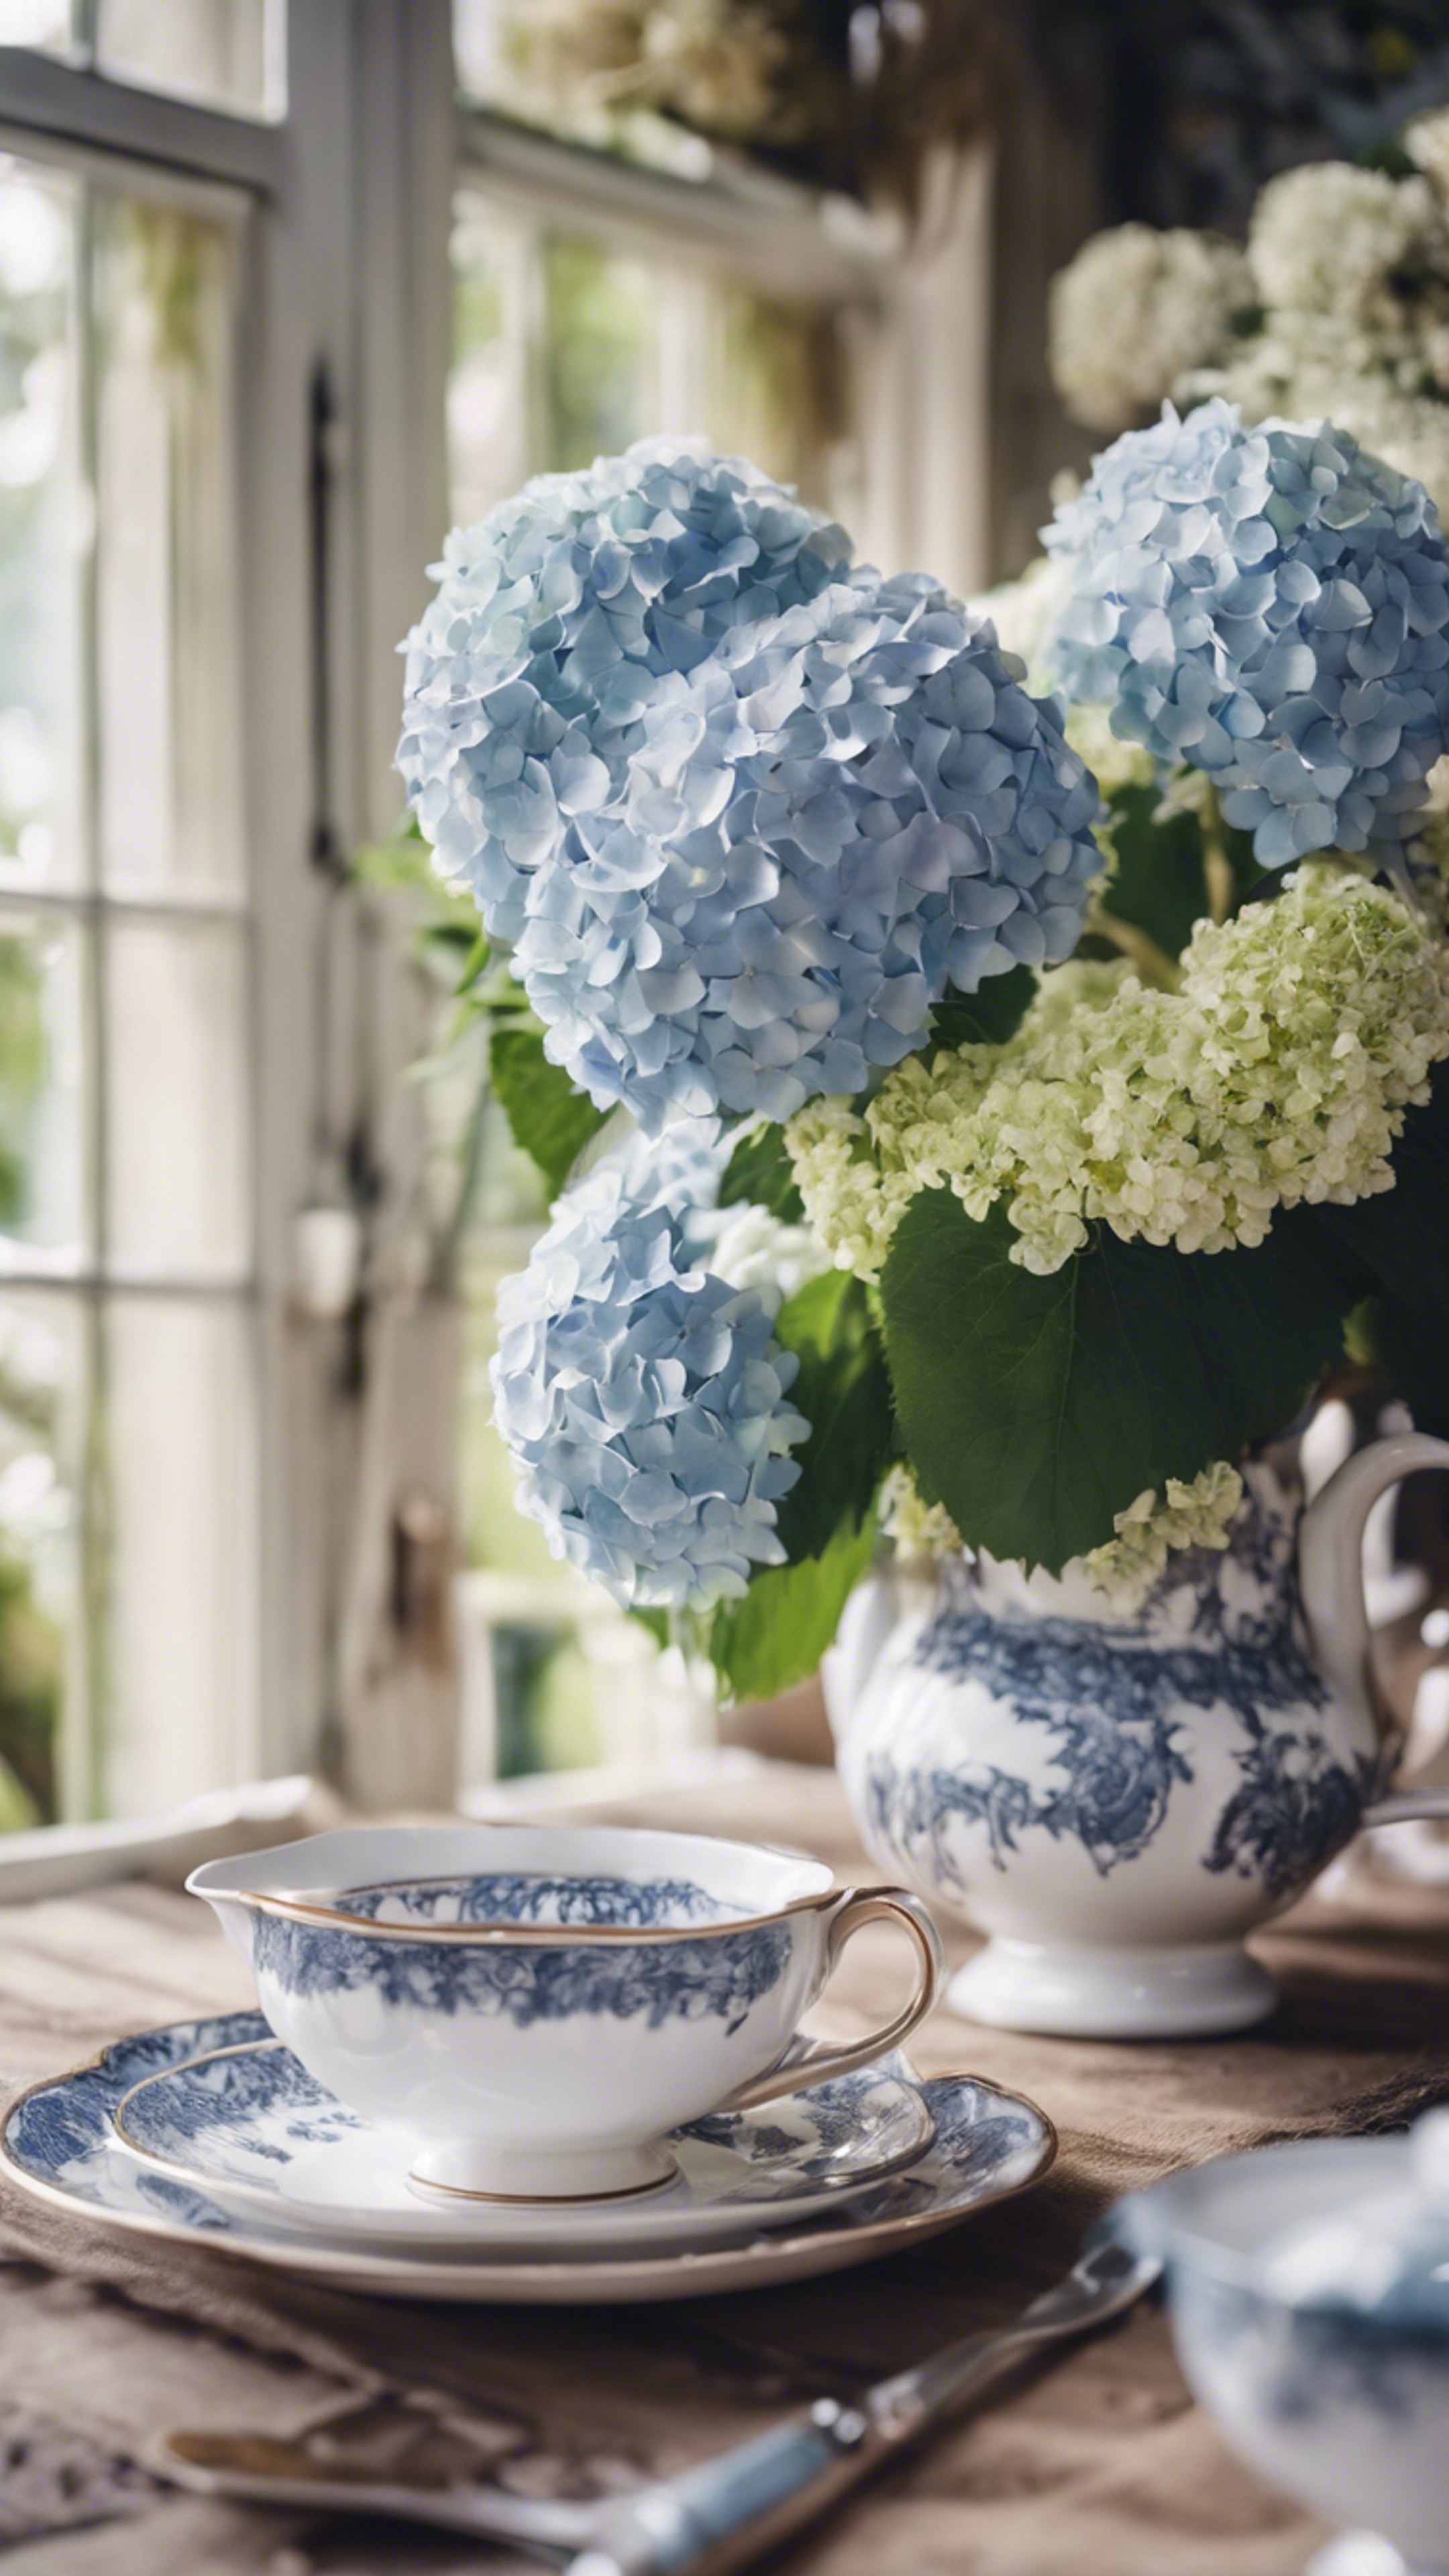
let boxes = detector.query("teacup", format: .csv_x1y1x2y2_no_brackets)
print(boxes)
189,1823,945,2203
1108,2119,1449,2576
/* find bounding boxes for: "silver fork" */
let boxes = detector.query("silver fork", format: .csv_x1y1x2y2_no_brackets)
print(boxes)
154,2237,1159,2575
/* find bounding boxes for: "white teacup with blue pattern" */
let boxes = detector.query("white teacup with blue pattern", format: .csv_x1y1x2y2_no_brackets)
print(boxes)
189,1825,946,2204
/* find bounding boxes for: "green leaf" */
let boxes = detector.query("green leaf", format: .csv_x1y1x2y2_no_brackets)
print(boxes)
708,1515,877,1704
1358,138,1417,180
771,1271,894,1561
629,1605,670,1649
718,1124,805,1223
1098,782,1210,961
488,1026,607,1199
926,964,1036,1055
879,1193,1350,1571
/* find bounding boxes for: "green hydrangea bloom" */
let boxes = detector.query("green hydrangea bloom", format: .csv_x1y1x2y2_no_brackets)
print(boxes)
1083,1462,1244,1605
788,867,1449,1280
881,1457,1244,1609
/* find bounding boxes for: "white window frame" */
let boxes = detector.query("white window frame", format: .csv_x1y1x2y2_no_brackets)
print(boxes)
0,3,994,1815
0,5,460,1814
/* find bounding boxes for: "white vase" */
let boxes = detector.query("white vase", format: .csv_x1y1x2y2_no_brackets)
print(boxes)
825,1436,1449,2039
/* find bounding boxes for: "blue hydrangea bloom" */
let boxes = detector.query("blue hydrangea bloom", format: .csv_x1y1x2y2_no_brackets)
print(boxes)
400,441,1101,1131
399,441,851,948
488,1124,809,1611
1045,399,1449,866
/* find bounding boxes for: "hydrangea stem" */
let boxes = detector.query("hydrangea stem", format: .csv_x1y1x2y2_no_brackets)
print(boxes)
1082,898,1182,990
1197,782,1237,926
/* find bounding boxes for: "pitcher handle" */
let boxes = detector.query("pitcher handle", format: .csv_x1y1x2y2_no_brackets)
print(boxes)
719,1888,946,2114
1298,1432,1449,1744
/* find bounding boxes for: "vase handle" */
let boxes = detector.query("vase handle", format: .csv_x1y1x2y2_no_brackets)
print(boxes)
1360,1786,1449,1829
1299,1432,1449,1745
719,1888,946,2113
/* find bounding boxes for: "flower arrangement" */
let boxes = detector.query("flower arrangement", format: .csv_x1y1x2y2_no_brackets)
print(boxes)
400,417,1449,1694
1049,106,1449,512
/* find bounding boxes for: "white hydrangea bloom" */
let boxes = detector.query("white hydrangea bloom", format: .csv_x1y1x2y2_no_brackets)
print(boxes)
1199,340,1449,517
1083,1462,1245,1607
704,1201,831,1309
1405,106,1449,201
1049,225,1252,433
1248,164,1440,327
788,870,1449,1280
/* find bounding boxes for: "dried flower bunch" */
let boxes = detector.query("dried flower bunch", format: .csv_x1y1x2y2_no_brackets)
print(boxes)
400,408,1449,1685
484,0,992,217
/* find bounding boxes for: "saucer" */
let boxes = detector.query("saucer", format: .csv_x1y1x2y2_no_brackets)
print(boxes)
109,2021,936,2250
1,2011,1057,2304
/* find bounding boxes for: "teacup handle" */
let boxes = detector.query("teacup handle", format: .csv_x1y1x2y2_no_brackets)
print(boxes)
720,1887,946,2114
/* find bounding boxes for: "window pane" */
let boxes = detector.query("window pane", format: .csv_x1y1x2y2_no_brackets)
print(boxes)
0,158,84,897
95,196,245,903
104,916,250,1280
0,909,87,1273
449,195,533,530
709,284,853,517
540,235,656,472
0,1290,85,1825
451,208,667,515
94,0,284,120
0,3,73,49
103,1295,256,1815
0,143,256,1826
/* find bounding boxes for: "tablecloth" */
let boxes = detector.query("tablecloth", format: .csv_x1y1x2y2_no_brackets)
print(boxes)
2,1762,1448,2576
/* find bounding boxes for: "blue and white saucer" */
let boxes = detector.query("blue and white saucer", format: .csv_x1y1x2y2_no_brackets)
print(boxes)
1,2012,1057,2304
109,2020,936,2251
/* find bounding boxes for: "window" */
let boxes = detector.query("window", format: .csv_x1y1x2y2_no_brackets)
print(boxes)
0,4,469,1829
0,2,990,1819
449,197,861,529
0,0,286,120
0,148,256,1823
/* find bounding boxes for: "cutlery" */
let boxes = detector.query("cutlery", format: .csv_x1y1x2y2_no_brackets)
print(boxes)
154,2235,1160,2573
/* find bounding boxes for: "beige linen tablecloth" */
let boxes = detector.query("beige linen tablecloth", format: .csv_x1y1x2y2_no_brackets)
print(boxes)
1,1762,1448,2576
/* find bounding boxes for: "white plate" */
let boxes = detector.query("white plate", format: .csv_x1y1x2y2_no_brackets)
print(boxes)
109,2021,936,2251
2,2011,1057,2304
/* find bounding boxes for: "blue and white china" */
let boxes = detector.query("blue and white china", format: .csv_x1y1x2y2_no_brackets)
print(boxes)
1107,2107,1449,2576
827,1436,1449,2039
111,2032,937,2250
187,1824,945,2202
0,2012,1056,2306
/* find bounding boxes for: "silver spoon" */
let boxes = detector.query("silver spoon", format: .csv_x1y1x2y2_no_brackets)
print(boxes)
154,2237,1160,2575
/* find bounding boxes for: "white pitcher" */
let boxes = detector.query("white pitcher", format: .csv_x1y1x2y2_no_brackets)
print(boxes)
826,1435,1449,2039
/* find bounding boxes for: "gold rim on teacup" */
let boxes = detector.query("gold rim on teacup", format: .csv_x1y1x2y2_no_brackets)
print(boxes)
223,1868,865,1945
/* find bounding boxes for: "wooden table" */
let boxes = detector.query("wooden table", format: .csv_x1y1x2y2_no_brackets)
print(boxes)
2,1762,1448,2575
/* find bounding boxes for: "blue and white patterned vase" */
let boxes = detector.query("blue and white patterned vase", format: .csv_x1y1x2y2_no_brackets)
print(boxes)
826,1432,1449,2038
